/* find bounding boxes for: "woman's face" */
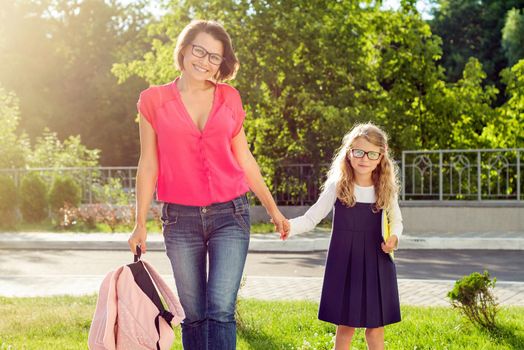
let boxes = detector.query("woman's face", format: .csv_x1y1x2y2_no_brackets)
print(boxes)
347,137,383,179
181,31,224,81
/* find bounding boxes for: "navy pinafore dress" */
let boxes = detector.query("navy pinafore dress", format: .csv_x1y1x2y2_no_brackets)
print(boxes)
318,199,401,328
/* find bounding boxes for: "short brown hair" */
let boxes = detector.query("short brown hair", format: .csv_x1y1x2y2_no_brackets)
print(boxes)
174,20,240,81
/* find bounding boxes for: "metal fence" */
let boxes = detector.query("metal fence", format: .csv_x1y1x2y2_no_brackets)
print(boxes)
0,167,137,204
401,148,522,201
1,148,522,205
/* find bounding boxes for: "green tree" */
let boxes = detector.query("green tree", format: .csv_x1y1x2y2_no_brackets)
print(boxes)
0,86,29,168
0,0,152,165
442,58,498,149
502,8,524,66
430,0,524,88
115,0,448,158
485,60,524,148
113,0,519,203
28,130,100,168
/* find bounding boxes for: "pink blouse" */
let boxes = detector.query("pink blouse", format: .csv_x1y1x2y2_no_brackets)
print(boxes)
137,78,249,206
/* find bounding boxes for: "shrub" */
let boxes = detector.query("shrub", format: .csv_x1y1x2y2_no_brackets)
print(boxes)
96,204,133,232
0,175,17,228
92,177,132,205
447,270,499,330
77,204,133,232
20,173,48,223
57,203,79,229
49,177,81,214
77,205,99,229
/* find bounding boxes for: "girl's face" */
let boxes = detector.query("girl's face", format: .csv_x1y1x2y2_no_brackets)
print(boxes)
347,137,383,179
181,32,224,81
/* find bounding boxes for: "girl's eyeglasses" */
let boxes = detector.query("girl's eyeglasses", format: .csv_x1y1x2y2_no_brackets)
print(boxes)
349,149,381,160
191,44,224,66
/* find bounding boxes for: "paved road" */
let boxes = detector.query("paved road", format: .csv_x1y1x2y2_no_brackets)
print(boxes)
0,249,522,281
1,249,523,305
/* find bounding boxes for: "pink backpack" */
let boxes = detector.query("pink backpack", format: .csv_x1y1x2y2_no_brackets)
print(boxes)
88,249,185,350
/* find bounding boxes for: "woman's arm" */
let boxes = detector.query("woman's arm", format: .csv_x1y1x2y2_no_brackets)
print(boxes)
231,127,289,239
288,181,337,236
128,115,158,254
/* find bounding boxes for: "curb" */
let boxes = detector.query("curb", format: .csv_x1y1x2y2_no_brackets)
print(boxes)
1,233,523,251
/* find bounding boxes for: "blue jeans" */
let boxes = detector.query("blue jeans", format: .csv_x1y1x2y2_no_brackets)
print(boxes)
162,194,250,350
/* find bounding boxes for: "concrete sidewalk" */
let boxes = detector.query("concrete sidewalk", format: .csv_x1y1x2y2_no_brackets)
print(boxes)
0,229,523,251
1,274,522,306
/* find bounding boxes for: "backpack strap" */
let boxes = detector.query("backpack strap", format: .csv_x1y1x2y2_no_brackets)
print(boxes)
141,260,185,325
126,259,184,350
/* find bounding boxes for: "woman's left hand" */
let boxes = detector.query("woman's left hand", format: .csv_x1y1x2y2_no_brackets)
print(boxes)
381,235,398,254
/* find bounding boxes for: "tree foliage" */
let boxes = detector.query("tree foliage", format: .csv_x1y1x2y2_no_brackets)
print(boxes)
502,8,524,66
1,0,522,177
430,0,524,87
0,0,152,165
0,86,29,168
115,0,522,178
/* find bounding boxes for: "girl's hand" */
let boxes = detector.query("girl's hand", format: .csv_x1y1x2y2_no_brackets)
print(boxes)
128,224,148,255
381,234,398,254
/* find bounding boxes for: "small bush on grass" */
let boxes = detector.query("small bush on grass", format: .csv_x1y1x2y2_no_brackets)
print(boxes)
448,270,499,331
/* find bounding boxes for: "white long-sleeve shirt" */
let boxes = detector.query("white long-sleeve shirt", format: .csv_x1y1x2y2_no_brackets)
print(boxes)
289,181,404,240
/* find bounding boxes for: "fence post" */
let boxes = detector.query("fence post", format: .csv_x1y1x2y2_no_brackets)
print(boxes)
300,165,304,206
477,151,482,201
88,170,93,204
517,149,521,201
402,151,406,201
439,151,443,201
128,168,133,191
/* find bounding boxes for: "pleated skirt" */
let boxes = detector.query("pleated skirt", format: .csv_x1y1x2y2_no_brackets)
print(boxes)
318,200,401,328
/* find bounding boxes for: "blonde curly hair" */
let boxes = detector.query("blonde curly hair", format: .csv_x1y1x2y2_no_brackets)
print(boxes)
324,122,399,211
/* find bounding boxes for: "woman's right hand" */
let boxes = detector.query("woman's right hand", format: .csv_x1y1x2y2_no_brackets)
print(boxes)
269,210,290,240
128,224,148,255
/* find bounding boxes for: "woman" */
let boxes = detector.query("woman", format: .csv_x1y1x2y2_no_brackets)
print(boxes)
128,20,288,350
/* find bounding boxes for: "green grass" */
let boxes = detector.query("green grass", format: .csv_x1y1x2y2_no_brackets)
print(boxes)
0,219,163,234
0,296,522,349
1,220,330,234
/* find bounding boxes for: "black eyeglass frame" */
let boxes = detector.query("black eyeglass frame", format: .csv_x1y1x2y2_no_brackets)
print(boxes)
191,44,225,66
348,148,382,161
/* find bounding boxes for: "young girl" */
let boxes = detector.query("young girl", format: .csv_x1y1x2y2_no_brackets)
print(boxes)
288,123,403,350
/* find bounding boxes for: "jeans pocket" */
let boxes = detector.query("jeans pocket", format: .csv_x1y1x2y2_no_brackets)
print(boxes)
233,212,250,234
161,214,178,228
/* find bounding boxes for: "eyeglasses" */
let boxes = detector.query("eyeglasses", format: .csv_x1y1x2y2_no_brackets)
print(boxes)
349,148,381,160
191,44,224,66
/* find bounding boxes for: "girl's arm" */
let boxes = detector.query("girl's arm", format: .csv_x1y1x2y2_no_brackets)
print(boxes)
128,115,158,254
289,181,337,236
382,194,404,253
390,194,403,240
390,194,403,248
231,127,288,238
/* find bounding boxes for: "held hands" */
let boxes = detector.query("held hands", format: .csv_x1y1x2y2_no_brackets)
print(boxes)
269,210,291,240
381,234,398,254
128,224,148,255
